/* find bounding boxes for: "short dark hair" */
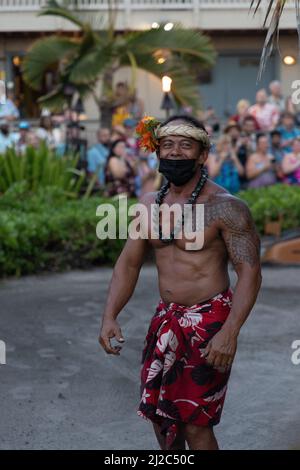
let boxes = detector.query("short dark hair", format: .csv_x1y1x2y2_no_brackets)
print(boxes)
116,82,127,88
243,115,256,123
105,139,125,172
281,111,295,121
256,132,268,144
270,130,281,138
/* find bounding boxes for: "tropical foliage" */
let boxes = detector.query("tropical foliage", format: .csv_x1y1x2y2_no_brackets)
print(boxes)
251,0,297,79
1,182,300,277
0,144,85,197
0,184,131,277
22,0,216,126
238,183,300,233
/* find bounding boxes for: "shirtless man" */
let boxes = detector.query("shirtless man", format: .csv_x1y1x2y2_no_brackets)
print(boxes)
99,115,262,451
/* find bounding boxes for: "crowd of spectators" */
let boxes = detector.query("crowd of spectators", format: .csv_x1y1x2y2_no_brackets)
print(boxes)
203,81,300,192
0,107,65,156
1,79,300,197
86,119,159,197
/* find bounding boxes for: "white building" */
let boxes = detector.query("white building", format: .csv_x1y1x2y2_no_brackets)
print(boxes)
0,0,300,123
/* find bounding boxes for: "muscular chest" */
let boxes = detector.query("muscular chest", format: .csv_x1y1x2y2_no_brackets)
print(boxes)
144,202,220,252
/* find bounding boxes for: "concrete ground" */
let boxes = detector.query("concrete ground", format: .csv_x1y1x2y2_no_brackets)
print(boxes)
0,265,299,450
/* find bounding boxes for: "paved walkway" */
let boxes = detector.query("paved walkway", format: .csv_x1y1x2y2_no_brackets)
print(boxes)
0,265,299,449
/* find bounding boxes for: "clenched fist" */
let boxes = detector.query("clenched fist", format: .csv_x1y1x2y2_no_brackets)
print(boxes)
99,318,125,355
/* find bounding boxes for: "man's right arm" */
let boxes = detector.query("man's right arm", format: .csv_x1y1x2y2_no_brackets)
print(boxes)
99,236,149,355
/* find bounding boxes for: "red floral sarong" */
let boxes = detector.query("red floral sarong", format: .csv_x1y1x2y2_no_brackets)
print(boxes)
137,288,233,449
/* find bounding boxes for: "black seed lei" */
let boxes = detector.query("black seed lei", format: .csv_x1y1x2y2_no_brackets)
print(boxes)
153,166,208,244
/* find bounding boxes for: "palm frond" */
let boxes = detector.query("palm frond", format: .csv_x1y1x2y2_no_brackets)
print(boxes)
37,85,66,112
170,68,201,110
296,0,300,53
68,45,114,84
39,0,84,29
118,25,215,108
125,26,216,66
38,82,92,112
23,7,216,122
121,53,201,110
23,36,79,90
65,26,106,83
251,0,287,80
78,26,100,53
250,0,262,17
262,0,276,26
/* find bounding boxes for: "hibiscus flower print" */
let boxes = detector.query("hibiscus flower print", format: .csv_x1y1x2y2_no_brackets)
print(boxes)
157,330,178,353
146,359,163,383
158,388,166,402
221,296,232,308
156,320,168,337
138,292,233,433
202,384,227,402
156,409,169,419
214,293,232,308
212,293,223,301
178,310,203,328
141,388,151,404
157,308,167,318
163,351,176,376
191,329,206,347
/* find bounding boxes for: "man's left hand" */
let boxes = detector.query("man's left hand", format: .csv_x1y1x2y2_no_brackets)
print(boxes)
202,327,238,372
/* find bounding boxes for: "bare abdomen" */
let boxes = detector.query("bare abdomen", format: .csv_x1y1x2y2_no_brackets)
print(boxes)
155,245,230,306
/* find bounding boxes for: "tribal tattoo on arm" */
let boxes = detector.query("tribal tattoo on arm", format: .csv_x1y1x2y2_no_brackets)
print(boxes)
205,196,261,268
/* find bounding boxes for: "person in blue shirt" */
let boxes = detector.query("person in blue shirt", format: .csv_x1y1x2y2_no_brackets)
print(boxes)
0,91,20,121
277,112,300,154
87,128,111,186
207,134,244,194
11,121,31,154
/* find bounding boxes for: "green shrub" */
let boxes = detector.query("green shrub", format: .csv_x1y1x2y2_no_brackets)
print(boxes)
238,184,300,233
0,185,132,277
0,183,300,278
0,144,85,197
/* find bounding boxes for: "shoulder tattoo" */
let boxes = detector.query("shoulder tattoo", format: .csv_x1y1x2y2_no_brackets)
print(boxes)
204,197,261,267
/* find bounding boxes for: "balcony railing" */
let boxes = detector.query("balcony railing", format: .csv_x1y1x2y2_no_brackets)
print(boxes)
0,0,295,32
0,0,257,12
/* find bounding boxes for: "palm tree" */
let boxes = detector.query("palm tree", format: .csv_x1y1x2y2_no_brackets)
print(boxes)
22,0,216,127
251,0,292,80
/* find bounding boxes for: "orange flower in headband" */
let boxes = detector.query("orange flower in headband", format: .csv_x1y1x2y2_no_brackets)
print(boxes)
136,116,160,152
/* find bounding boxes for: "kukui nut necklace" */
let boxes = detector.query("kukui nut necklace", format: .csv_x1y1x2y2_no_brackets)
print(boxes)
153,166,208,244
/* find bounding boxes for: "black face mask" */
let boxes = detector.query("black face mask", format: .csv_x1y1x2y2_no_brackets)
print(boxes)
159,158,197,186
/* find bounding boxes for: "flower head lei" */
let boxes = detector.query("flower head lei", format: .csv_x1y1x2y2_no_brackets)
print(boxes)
136,116,160,152
136,116,211,152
